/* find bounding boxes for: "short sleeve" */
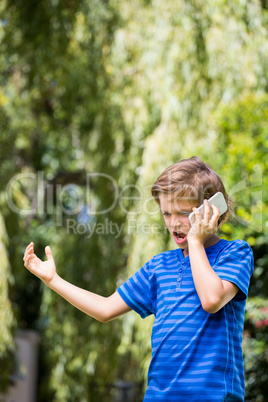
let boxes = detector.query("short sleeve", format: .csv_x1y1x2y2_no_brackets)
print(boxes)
213,240,254,301
117,260,154,319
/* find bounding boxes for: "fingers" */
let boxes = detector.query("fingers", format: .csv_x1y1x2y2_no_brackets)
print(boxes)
192,207,202,223
23,242,34,263
24,253,34,268
189,200,220,242
192,201,219,228
203,200,211,223
210,204,220,226
23,243,54,272
202,200,220,225
45,246,53,260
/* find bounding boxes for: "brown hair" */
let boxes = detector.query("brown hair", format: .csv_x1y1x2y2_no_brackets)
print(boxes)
151,156,232,226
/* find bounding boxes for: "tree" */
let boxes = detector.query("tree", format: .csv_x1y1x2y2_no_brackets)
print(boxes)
117,2,268,400
0,0,268,400
0,0,140,399
0,213,15,391
212,93,268,401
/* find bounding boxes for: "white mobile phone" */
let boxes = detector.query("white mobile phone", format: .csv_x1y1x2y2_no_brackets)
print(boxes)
189,192,228,226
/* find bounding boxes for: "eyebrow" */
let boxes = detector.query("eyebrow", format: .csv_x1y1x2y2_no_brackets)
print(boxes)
178,210,192,214
160,209,193,214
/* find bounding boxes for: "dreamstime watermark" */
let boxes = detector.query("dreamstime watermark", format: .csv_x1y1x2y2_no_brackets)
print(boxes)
4,166,264,235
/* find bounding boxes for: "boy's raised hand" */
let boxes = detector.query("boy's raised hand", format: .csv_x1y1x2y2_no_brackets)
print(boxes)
188,200,220,244
23,242,57,285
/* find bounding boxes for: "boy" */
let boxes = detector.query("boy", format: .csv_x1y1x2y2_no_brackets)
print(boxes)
23,156,254,401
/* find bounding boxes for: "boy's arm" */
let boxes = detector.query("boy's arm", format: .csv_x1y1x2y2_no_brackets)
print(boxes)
188,241,239,313
23,243,132,323
188,201,239,314
47,276,132,322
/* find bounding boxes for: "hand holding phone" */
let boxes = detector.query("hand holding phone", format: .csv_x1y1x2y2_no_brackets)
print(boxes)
189,192,227,226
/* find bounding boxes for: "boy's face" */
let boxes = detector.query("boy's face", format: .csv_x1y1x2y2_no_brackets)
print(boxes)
159,194,197,250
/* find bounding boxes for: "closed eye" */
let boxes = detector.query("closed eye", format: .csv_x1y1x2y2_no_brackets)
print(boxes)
179,211,192,216
161,211,191,217
162,212,171,216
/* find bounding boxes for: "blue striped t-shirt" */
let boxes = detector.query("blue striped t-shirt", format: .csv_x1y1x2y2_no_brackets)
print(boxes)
117,239,254,401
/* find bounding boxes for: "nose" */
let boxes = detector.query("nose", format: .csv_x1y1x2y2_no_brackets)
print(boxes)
170,216,182,230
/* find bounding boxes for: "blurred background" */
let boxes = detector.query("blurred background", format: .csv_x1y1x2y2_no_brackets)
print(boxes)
0,0,267,401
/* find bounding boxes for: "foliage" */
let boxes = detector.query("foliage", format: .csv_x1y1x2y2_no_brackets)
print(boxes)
0,0,140,399
211,94,268,401
212,94,268,244
119,4,268,400
0,0,267,400
244,298,268,401
0,213,16,391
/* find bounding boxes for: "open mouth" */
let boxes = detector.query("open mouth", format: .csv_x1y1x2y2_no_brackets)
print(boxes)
173,231,187,245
